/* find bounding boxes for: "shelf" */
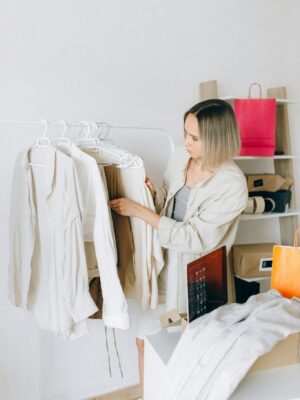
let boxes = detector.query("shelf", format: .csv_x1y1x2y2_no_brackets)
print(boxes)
236,276,271,282
234,155,300,160
199,81,299,245
240,209,300,221
221,96,297,105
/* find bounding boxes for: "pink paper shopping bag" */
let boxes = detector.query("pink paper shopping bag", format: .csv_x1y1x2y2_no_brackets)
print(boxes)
234,83,276,156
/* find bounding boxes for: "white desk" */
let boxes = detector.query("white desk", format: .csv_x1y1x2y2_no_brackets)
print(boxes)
144,331,300,400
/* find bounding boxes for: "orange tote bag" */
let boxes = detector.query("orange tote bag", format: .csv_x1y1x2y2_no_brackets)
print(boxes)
271,228,300,298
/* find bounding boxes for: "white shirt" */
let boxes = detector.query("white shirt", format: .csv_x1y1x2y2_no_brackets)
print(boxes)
8,146,98,337
57,143,129,329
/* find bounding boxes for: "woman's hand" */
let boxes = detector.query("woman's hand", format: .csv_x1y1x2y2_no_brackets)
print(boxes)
109,198,140,217
109,197,161,229
145,176,156,200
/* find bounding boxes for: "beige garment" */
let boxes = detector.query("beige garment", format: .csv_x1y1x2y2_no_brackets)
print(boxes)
117,165,165,310
104,165,136,298
85,241,100,279
85,241,103,319
89,276,103,320
155,146,248,313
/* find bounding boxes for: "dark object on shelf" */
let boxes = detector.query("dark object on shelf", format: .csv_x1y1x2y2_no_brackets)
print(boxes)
234,276,260,303
275,150,285,155
186,246,227,323
249,190,291,213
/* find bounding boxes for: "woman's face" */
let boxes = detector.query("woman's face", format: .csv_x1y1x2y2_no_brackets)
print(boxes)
184,113,204,160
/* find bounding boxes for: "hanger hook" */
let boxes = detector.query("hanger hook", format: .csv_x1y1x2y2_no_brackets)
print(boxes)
96,121,104,138
58,120,68,138
97,121,111,139
87,121,93,137
90,121,97,136
40,119,49,138
80,120,91,139
102,121,111,139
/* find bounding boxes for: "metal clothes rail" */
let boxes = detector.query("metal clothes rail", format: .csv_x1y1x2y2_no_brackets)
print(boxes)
0,119,175,152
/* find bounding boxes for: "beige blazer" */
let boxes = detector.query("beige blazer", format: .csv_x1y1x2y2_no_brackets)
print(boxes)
155,146,248,312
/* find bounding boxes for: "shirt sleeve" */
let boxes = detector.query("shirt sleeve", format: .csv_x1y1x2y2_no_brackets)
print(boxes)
92,164,130,330
8,155,34,307
157,181,248,254
62,161,98,323
62,215,98,323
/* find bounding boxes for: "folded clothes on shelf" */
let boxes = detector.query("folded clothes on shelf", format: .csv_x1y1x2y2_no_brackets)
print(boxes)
246,174,293,192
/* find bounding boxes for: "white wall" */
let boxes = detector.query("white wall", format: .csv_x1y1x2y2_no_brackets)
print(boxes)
282,0,300,220
0,1,299,399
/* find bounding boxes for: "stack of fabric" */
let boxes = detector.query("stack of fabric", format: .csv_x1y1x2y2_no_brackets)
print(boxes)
159,290,300,400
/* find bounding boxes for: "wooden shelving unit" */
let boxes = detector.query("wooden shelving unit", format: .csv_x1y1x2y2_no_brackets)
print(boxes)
199,80,299,301
199,80,299,246
234,155,300,160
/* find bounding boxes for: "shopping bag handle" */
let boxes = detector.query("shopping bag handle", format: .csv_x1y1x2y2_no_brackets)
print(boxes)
294,227,300,247
248,83,262,99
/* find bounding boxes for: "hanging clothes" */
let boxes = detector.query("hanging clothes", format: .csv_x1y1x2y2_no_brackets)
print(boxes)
118,162,165,310
55,143,129,329
84,147,165,311
103,165,135,298
8,147,97,338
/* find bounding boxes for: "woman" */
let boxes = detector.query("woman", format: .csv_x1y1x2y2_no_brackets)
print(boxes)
109,99,248,392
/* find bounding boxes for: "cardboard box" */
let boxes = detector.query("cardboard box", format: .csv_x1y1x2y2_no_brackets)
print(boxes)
232,243,275,278
250,333,300,372
246,174,293,192
160,309,187,332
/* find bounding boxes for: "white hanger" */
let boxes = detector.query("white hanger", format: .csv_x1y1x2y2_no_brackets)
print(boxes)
76,121,142,168
76,121,124,166
88,122,143,168
96,123,143,168
76,120,97,146
96,121,111,141
29,119,50,167
32,119,51,148
53,120,71,146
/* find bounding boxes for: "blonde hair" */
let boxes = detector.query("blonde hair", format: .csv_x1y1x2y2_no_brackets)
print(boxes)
184,99,240,169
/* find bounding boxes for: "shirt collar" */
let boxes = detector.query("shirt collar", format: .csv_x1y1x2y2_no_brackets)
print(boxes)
21,146,56,199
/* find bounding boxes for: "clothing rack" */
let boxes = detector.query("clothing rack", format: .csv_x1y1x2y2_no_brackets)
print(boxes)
0,119,175,152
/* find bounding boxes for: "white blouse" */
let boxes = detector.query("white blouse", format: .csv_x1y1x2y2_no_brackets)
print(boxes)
57,143,129,329
8,146,98,338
